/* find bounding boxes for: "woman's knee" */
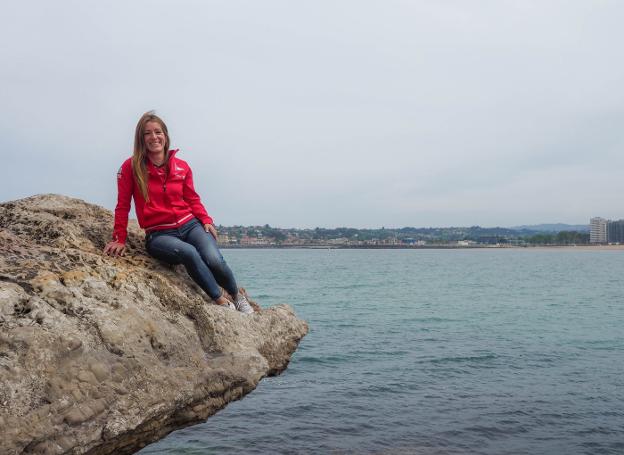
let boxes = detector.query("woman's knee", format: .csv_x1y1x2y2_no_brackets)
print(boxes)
198,248,227,269
211,258,233,279
148,239,198,265
147,243,182,265
176,245,204,266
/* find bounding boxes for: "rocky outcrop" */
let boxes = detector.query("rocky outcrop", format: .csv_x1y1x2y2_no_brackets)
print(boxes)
0,194,308,454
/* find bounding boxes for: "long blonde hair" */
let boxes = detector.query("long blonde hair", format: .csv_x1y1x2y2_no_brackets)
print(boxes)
132,111,170,201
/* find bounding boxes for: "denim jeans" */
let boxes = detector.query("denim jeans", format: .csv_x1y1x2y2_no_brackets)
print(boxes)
145,218,238,300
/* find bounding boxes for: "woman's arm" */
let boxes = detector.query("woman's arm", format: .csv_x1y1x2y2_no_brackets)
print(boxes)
104,160,133,256
103,240,126,256
204,223,218,240
183,166,214,226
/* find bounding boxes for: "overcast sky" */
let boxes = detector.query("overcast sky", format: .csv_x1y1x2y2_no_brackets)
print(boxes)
1,0,623,228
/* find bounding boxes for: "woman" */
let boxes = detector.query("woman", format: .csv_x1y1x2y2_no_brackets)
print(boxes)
103,111,254,314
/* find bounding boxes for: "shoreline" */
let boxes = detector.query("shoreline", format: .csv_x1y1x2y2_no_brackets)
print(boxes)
219,244,624,251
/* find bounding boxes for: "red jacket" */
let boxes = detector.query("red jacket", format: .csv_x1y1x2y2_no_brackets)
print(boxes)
112,149,213,244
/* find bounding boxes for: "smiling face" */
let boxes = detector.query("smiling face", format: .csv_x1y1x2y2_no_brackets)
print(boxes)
132,112,171,200
143,121,167,156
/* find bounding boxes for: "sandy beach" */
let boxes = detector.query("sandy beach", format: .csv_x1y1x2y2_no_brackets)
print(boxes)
521,244,624,251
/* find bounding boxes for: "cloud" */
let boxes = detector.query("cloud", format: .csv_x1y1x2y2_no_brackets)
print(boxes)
2,0,623,227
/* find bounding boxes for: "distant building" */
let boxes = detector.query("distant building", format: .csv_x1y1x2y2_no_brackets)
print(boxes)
590,217,608,243
607,219,624,244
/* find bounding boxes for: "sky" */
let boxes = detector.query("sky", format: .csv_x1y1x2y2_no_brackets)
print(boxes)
1,0,623,228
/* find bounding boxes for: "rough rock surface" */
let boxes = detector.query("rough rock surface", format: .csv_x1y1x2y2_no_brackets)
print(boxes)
0,194,308,454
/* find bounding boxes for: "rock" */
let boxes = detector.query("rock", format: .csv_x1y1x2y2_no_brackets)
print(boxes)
0,194,308,454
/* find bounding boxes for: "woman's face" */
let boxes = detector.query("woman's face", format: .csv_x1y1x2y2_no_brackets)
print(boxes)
143,121,166,155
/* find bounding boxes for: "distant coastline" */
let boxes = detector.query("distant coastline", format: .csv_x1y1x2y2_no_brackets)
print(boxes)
220,244,624,250
215,224,594,249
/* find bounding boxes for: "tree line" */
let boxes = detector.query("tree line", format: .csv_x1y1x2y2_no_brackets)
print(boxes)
217,225,590,245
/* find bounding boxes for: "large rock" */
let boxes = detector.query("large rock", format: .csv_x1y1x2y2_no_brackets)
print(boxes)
0,194,308,454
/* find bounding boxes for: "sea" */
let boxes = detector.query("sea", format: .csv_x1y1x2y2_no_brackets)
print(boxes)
139,248,624,455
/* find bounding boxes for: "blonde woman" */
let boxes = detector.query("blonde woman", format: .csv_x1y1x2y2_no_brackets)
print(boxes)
103,111,253,314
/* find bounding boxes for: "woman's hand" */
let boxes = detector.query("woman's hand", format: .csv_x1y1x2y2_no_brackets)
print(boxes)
205,224,218,240
103,241,126,257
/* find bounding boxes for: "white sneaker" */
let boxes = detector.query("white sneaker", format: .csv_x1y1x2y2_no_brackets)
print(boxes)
234,293,254,314
220,301,236,310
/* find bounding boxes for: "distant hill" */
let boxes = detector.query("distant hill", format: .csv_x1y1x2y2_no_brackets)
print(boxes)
510,223,589,232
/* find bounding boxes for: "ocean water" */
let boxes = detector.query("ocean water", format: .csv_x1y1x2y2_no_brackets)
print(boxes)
139,249,624,455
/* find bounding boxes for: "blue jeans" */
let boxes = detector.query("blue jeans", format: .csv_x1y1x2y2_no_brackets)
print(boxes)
145,218,238,300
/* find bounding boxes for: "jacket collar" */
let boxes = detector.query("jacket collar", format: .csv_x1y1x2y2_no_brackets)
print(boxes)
146,149,179,173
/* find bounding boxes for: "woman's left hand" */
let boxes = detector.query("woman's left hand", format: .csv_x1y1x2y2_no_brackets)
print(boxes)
205,223,218,240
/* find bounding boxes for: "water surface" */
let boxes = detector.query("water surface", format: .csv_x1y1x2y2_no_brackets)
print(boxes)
140,249,624,455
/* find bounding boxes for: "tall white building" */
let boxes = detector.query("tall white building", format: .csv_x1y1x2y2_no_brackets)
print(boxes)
590,217,608,243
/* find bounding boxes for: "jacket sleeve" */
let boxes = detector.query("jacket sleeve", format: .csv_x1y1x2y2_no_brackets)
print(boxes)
112,160,134,244
183,167,213,226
